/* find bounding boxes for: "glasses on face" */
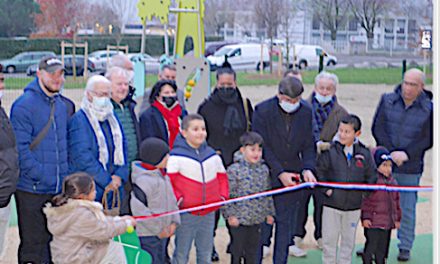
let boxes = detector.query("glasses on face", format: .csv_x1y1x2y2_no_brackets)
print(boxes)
403,80,419,88
90,90,111,97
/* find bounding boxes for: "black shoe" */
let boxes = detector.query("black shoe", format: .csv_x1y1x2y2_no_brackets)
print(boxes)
397,249,410,261
211,248,220,262
356,248,364,257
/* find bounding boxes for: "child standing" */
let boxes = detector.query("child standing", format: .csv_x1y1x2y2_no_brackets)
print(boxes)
316,114,376,264
130,137,180,263
44,172,136,264
361,147,401,264
222,132,275,264
167,114,229,264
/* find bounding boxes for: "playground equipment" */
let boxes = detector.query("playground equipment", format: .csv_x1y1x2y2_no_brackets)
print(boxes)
137,0,210,113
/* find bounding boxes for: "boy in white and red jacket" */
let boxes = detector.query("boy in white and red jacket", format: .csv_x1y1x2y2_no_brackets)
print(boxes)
167,114,229,264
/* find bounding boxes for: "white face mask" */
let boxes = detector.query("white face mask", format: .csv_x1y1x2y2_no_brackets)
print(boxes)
91,96,113,121
93,97,111,109
279,100,300,113
315,93,333,104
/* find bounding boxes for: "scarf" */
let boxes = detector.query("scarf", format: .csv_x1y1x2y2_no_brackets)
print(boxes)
312,92,335,133
152,100,182,148
211,88,246,137
81,97,125,169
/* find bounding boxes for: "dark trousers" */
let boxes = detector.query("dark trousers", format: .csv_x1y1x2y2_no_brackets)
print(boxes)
139,236,168,264
362,228,392,264
15,190,53,264
295,188,324,240
273,192,300,264
230,224,261,264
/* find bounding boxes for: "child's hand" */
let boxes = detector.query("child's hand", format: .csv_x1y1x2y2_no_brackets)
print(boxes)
266,215,275,225
394,221,400,229
168,223,177,236
362,219,372,228
325,189,333,197
228,216,240,227
158,228,170,239
121,216,136,227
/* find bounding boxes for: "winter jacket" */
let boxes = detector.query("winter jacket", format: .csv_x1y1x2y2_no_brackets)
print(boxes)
361,172,402,229
306,94,348,142
316,141,377,211
372,86,433,174
68,110,129,205
0,104,19,207
10,78,69,194
252,97,316,188
130,162,180,237
44,199,128,264
167,134,229,215
222,152,275,226
198,89,253,166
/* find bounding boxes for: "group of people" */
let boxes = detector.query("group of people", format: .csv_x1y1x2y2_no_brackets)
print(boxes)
0,51,432,264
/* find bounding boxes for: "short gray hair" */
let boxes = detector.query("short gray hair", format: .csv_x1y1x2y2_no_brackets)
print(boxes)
105,66,131,81
85,75,111,93
315,71,339,88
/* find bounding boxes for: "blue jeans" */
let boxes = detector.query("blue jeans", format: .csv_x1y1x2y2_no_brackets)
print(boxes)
172,212,215,264
393,173,422,251
139,236,168,264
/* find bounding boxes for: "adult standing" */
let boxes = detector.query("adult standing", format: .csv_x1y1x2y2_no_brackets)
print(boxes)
107,66,141,215
68,75,129,210
253,76,317,264
371,68,432,261
10,56,69,263
0,66,19,257
198,66,252,261
295,71,349,248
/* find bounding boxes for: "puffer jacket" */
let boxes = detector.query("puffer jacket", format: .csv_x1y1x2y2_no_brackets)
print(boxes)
10,78,69,194
0,104,19,207
361,172,401,229
44,199,128,264
316,140,377,211
130,161,180,237
372,86,433,174
167,134,229,215
222,152,275,226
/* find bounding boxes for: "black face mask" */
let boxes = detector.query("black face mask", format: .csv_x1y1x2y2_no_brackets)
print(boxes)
162,96,178,108
216,87,238,99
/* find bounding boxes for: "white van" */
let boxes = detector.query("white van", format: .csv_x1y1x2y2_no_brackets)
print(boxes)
289,44,337,69
207,43,270,71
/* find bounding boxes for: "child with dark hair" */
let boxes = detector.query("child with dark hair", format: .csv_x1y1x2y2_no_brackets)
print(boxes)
44,172,136,264
316,114,377,264
222,131,275,264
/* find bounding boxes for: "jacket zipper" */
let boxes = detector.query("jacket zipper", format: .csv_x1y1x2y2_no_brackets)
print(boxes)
52,100,60,193
196,149,206,214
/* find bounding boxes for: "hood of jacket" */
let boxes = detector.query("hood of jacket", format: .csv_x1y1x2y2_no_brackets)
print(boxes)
131,161,163,183
171,134,216,161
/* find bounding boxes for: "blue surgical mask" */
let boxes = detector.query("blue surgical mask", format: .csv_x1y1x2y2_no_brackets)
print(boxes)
315,93,333,104
279,100,300,113
93,97,111,109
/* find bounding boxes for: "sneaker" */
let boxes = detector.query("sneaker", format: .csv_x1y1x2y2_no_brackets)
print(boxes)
397,249,410,262
356,247,364,257
211,248,220,262
288,245,307,257
263,246,271,258
316,238,323,249
293,236,304,247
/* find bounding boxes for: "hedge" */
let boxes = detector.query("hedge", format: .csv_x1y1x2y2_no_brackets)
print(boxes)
0,35,222,59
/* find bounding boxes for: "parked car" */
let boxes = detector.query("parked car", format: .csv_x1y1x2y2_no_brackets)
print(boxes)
0,51,56,73
290,44,338,69
88,50,124,70
26,55,97,76
128,53,160,74
204,41,238,57
207,43,270,71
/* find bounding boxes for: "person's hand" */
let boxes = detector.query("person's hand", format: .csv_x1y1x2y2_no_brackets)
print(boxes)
168,223,177,236
394,221,401,229
111,175,122,188
158,227,170,239
362,219,372,228
121,216,137,227
228,216,240,227
325,189,333,197
302,170,317,183
390,151,409,167
278,172,300,187
317,141,331,154
266,215,275,225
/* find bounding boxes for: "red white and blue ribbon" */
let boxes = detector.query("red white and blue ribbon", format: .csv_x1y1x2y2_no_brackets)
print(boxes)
133,182,432,221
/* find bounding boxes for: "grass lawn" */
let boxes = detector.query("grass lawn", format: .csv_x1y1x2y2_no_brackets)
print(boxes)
5,67,432,90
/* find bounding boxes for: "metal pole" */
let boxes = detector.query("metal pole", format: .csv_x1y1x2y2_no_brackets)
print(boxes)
164,24,169,56
141,18,146,54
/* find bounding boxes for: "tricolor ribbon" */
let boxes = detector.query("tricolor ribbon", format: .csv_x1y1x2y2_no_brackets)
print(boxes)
133,182,432,221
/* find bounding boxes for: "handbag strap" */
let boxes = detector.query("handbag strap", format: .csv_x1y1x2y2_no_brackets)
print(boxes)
30,99,55,150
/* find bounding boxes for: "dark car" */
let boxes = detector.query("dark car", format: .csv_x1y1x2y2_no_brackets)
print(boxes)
26,55,97,76
204,41,238,57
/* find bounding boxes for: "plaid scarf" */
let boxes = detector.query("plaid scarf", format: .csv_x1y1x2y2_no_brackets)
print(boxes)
312,92,336,133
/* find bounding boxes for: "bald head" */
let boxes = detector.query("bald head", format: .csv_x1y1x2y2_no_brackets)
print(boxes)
402,68,425,105
109,54,133,71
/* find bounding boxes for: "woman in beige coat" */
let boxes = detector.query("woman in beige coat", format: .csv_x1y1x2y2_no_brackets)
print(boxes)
44,172,136,264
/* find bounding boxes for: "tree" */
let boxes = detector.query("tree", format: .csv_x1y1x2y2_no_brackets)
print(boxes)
106,0,138,33
309,0,350,41
0,0,39,37
204,0,235,36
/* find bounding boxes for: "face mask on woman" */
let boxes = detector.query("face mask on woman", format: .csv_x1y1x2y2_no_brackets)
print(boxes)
162,96,178,108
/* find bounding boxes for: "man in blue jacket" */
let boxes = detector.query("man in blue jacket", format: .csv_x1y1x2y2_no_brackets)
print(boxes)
253,76,317,264
372,68,433,262
10,56,69,263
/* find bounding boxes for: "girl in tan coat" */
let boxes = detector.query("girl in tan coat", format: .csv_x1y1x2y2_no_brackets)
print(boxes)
44,172,136,264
